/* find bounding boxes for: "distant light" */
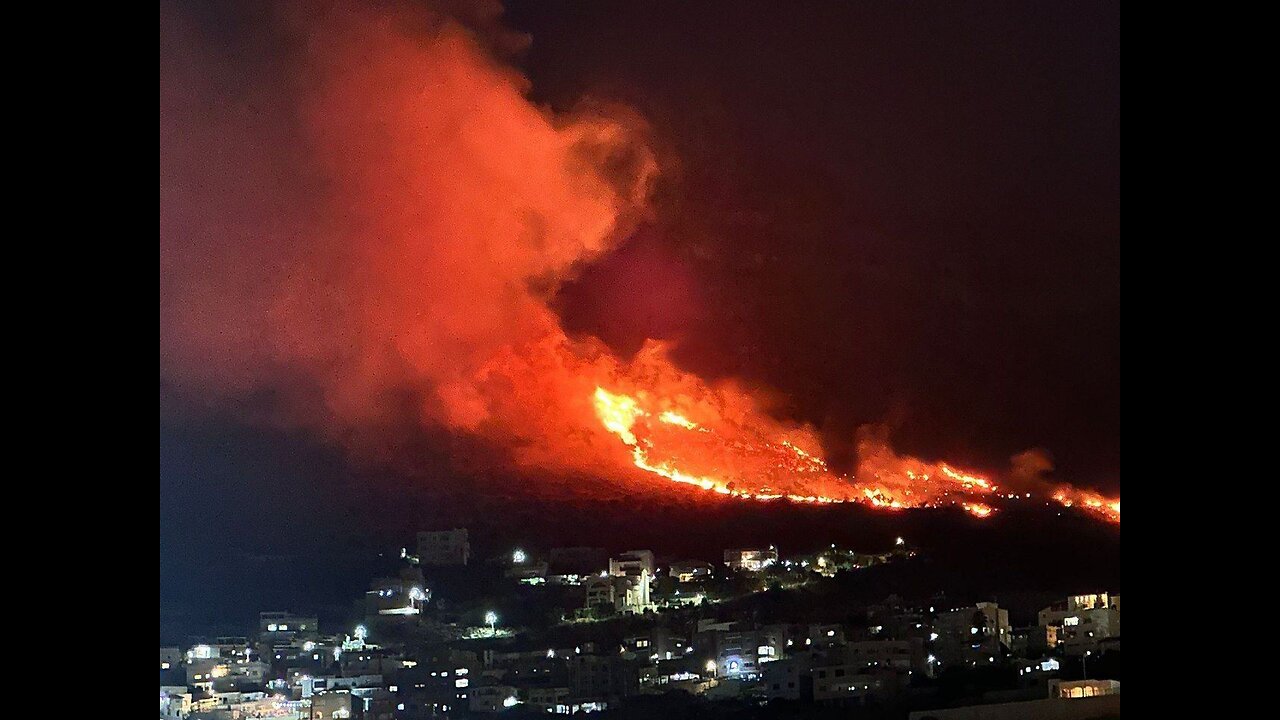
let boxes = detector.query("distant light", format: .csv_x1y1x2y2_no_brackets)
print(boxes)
547,649,555,658
896,537,905,546
705,660,717,673
354,625,368,640
503,696,518,708
485,611,498,626
927,655,937,663
513,549,527,564
929,633,939,642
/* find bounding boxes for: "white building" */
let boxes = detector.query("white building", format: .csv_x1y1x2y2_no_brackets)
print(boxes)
723,548,778,572
1038,593,1120,655
609,550,654,577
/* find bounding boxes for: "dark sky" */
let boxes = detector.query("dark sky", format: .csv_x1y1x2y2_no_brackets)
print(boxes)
516,0,1120,486
161,0,1119,638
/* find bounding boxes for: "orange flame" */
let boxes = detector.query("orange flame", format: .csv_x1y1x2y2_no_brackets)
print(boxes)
591,383,1003,514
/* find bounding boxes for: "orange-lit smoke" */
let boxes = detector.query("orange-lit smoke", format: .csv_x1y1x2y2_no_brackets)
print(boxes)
159,1,1117,522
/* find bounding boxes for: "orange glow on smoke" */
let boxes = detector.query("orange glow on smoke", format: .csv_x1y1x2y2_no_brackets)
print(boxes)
161,1,1119,526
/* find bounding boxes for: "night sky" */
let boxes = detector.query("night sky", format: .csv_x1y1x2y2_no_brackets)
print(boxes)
160,0,1119,640
525,0,1120,484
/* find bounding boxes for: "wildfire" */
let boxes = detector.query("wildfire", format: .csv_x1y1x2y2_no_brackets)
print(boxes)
160,1,1120,531
592,385,1005,516
1052,487,1121,523
962,502,994,518
588,383,1119,523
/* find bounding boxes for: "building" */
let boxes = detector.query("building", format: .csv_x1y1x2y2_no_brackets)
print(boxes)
1038,593,1120,655
160,647,184,685
469,685,519,712
584,575,616,610
568,654,640,704
365,571,429,617
933,603,1010,666
623,627,690,661
609,550,655,578
416,528,470,566
160,686,191,718
309,689,354,719
524,686,571,714
615,572,651,614
583,553,654,614
908,681,1120,719
387,652,475,716
259,611,319,645
763,650,900,707
1010,625,1057,657
844,639,929,675
723,547,778,572
670,560,714,582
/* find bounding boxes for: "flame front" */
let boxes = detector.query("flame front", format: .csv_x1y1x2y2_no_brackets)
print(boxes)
590,383,1118,523
593,385,1004,517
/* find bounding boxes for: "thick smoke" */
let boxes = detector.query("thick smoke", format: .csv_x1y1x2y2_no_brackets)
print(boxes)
161,0,658,471
160,1,1117,517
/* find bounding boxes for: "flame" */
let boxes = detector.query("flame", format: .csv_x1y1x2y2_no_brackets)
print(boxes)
1052,486,1121,523
591,383,1001,514
962,502,994,518
587,381,1119,523
160,1,1120,527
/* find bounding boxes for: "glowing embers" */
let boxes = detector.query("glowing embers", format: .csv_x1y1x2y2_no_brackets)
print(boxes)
1052,488,1121,524
961,502,994,518
591,385,995,515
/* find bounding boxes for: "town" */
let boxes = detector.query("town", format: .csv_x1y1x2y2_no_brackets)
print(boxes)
160,530,1120,719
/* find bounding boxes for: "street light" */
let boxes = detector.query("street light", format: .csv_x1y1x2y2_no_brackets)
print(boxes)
485,611,498,636
513,549,527,564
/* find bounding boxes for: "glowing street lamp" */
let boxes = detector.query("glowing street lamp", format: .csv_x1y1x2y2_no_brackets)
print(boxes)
485,611,498,636
512,549,527,564
704,659,717,676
